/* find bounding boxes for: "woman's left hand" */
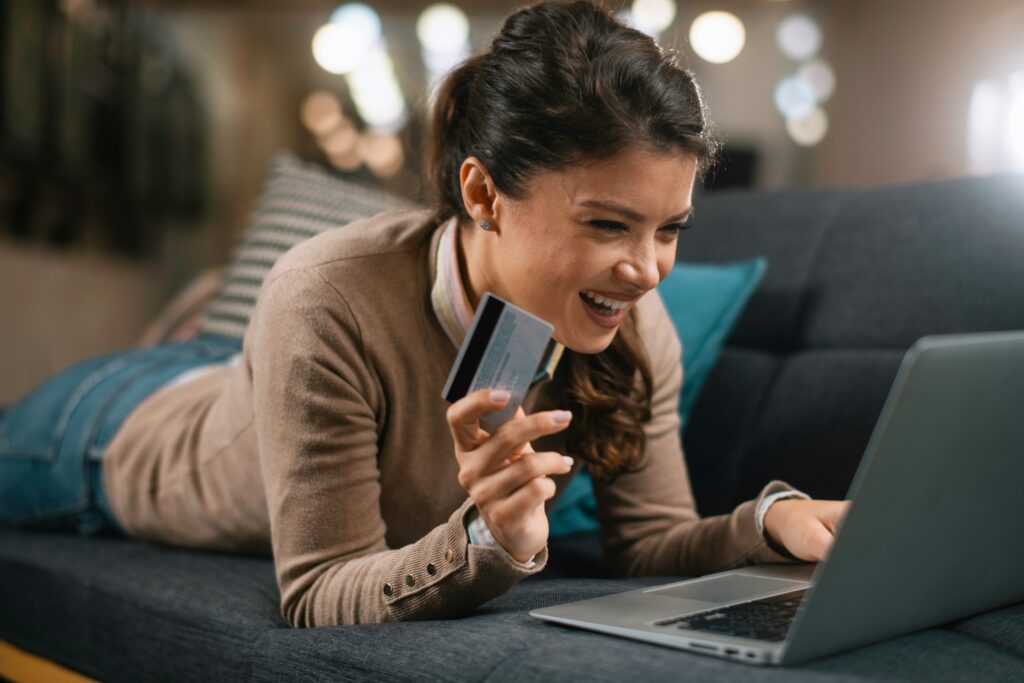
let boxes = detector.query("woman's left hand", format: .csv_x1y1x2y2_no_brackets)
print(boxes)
763,499,851,562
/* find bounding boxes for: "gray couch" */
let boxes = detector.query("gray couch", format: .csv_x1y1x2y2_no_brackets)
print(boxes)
3,174,1024,681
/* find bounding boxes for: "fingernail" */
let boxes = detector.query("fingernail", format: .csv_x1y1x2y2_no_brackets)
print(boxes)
490,390,511,403
562,456,574,467
550,410,573,424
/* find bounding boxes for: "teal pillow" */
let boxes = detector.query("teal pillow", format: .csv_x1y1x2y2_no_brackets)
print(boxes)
548,258,768,537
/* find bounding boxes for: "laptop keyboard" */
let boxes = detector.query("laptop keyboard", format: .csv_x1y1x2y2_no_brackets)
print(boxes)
654,594,804,642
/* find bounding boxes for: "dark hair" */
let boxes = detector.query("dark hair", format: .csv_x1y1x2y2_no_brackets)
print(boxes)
428,1,716,481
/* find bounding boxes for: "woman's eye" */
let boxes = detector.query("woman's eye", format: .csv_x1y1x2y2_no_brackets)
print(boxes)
587,219,693,234
663,218,694,234
589,220,628,232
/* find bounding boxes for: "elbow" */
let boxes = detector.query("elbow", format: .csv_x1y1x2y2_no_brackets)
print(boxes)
605,542,648,578
279,576,395,627
281,591,317,629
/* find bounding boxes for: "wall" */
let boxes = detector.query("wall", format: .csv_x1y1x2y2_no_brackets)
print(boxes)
0,239,165,404
4,0,1022,402
810,0,1024,187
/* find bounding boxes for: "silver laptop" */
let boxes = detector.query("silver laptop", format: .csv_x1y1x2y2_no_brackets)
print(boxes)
531,331,1024,665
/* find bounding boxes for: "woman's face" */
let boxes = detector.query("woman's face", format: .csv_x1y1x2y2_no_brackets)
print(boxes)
474,148,697,354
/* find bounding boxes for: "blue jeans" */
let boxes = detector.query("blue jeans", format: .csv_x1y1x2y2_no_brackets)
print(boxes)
0,335,241,535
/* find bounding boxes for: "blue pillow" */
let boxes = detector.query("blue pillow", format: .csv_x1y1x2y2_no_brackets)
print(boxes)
548,258,768,537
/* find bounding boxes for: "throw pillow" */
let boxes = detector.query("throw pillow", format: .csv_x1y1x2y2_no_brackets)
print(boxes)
200,152,418,341
548,258,768,537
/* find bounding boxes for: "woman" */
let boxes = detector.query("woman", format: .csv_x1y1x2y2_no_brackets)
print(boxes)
0,1,848,627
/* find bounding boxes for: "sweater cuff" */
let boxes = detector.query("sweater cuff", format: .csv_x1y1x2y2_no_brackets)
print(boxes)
744,480,809,565
382,498,546,621
756,488,811,536
467,510,537,569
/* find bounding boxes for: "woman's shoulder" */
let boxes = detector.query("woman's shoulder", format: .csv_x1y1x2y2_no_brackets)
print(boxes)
633,287,682,372
267,207,436,281
246,206,438,345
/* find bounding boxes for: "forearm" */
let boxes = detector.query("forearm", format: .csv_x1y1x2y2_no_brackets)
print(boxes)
280,498,547,627
605,480,805,578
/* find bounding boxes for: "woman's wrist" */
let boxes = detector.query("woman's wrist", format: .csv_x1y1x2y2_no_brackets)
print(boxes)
757,489,811,538
465,507,537,568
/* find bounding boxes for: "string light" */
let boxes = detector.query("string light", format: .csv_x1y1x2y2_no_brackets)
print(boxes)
777,14,821,61
689,11,746,64
631,0,676,38
417,4,471,97
786,108,829,146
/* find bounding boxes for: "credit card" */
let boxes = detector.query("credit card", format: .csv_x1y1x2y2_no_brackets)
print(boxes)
442,292,555,433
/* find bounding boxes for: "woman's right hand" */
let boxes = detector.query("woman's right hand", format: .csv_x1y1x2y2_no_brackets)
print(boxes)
446,389,574,563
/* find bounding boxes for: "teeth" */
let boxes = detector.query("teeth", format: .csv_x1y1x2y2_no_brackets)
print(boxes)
581,290,629,311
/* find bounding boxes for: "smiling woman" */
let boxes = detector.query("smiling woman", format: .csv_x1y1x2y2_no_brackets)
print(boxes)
428,1,717,482
0,0,841,630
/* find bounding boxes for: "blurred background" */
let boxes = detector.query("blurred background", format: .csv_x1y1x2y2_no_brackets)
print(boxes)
2,0,1023,403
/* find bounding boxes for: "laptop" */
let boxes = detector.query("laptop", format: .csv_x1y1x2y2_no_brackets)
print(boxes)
531,331,1024,665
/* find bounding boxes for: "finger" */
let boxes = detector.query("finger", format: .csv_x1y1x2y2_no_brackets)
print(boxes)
499,408,533,465
489,475,557,530
805,521,837,562
820,501,851,534
476,410,573,473
446,389,512,452
471,451,573,504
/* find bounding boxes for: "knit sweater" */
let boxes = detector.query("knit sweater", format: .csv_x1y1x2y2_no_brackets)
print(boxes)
101,208,800,627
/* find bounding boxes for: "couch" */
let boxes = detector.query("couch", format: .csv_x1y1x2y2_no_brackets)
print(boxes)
3,172,1024,682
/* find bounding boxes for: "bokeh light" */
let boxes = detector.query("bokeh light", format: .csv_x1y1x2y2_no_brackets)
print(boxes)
786,107,829,146
329,3,381,42
798,59,836,103
312,24,366,75
777,14,822,60
300,91,343,137
418,4,471,100
319,121,359,158
329,145,363,172
631,0,676,37
312,3,382,75
774,74,818,120
417,4,470,55
347,44,407,131
967,75,1024,174
689,11,746,65
1008,72,1024,168
967,80,1002,174
359,132,405,178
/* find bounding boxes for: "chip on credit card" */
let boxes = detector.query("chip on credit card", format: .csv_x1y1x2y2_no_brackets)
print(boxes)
441,292,558,434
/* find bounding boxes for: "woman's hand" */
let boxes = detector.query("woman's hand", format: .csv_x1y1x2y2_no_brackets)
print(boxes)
763,499,852,562
447,389,574,563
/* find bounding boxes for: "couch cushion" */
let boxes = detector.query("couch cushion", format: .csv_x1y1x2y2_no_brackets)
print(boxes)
2,526,1022,681
682,175,1024,514
799,176,1024,348
0,526,281,681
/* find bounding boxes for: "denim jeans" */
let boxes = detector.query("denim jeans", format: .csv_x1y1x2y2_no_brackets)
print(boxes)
0,335,241,535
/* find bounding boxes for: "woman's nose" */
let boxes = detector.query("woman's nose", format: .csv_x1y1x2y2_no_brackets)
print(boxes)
614,246,661,291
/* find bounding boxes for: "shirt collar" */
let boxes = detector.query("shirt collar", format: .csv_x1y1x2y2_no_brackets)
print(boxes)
429,215,566,384
430,215,475,349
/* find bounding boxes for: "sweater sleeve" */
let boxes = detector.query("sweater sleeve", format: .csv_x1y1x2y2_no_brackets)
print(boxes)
247,267,546,627
591,289,804,578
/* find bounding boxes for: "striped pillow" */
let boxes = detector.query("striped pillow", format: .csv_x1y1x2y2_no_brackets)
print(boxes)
200,153,420,340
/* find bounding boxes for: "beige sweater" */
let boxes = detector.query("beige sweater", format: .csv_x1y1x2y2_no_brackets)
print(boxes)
102,208,799,627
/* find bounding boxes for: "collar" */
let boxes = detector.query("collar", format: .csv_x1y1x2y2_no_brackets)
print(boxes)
429,216,565,384
430,216,475,349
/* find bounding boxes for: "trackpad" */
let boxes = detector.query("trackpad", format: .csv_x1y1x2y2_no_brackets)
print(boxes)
646,574,799,603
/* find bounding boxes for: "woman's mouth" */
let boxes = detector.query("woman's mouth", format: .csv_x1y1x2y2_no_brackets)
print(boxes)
579,290,631,328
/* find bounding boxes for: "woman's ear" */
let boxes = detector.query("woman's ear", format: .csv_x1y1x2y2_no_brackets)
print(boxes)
459,157,499,227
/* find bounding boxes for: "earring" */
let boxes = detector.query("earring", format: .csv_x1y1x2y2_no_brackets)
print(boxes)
479,219,492,231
